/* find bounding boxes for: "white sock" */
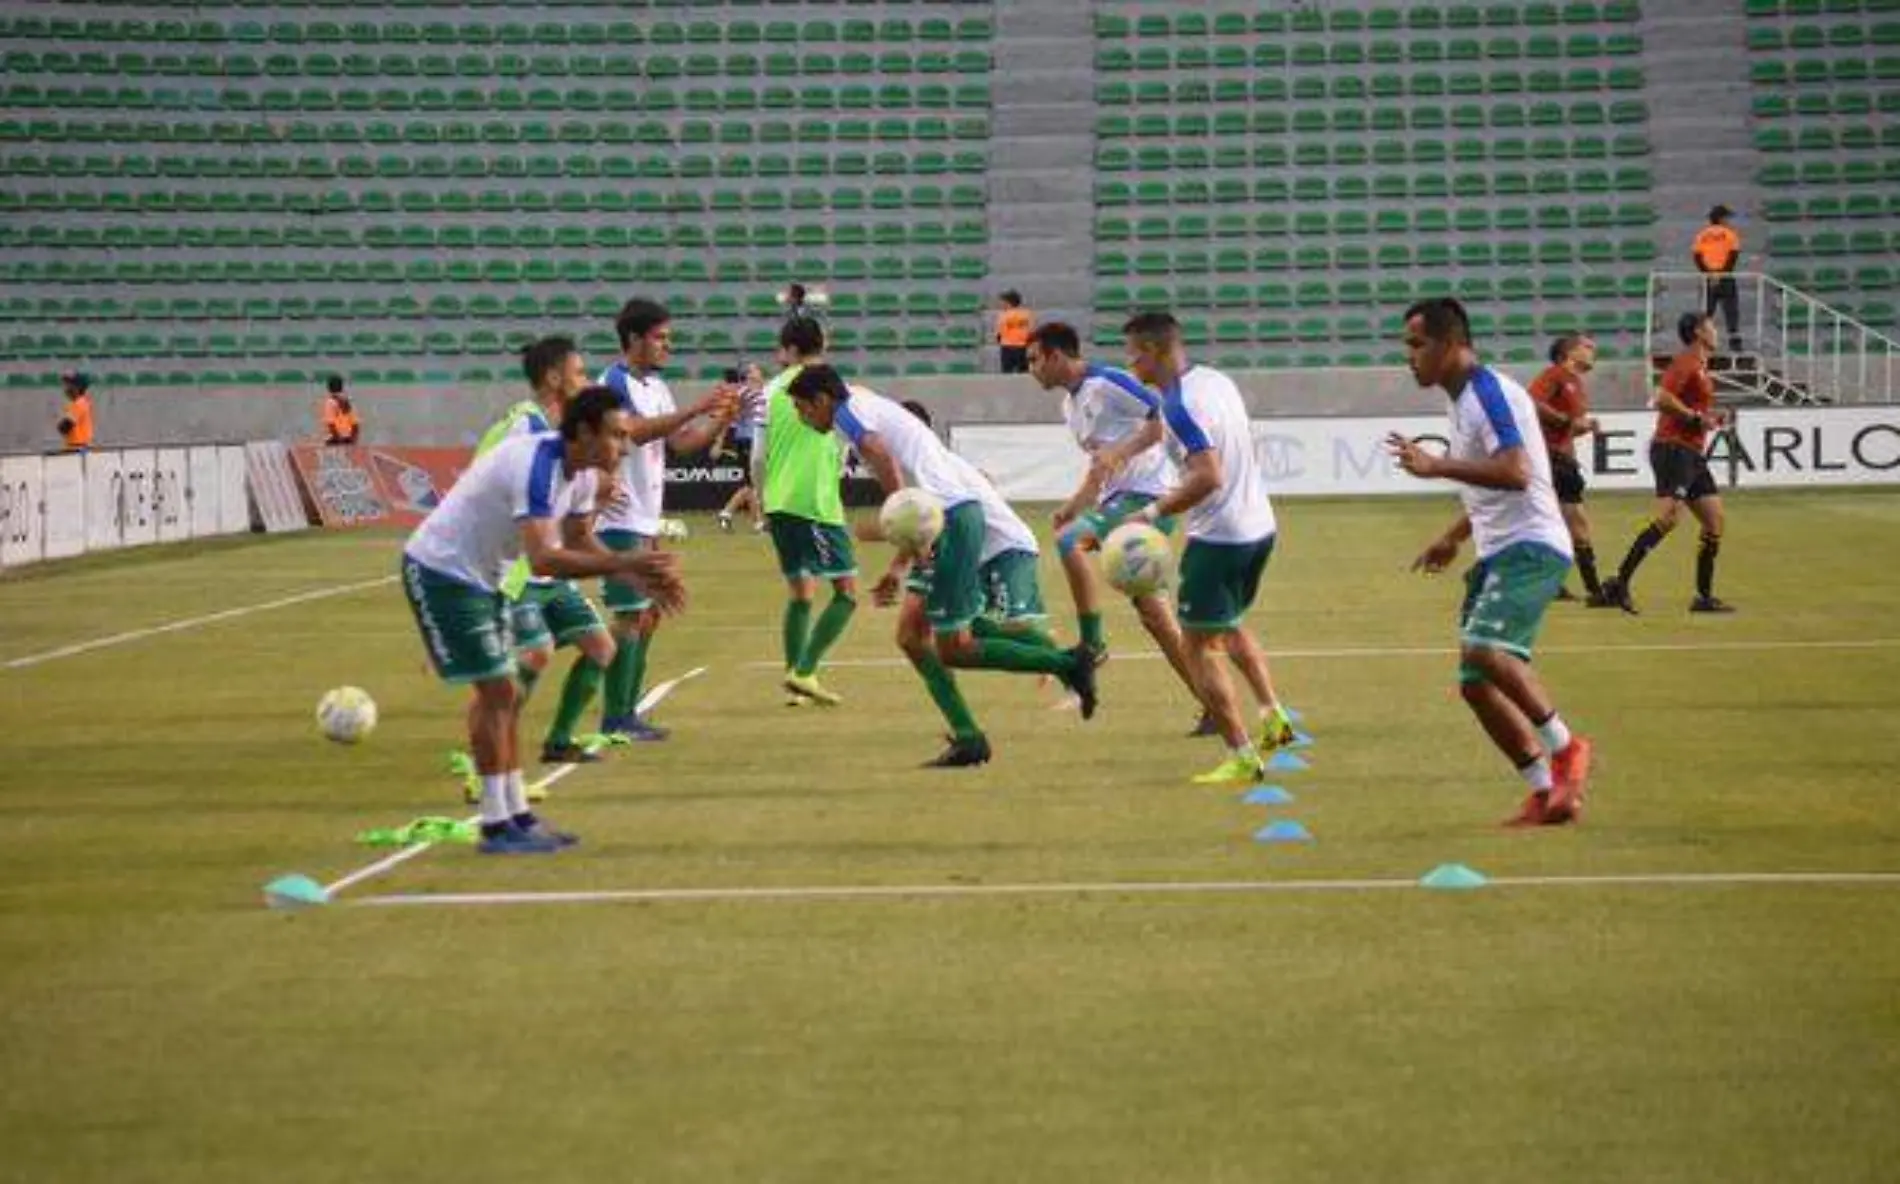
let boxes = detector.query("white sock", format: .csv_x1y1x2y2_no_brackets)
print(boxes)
1519,757,1554,793
1535,713,1573,755
479,774,511,825
504,769,529,817
1230,741,1260,764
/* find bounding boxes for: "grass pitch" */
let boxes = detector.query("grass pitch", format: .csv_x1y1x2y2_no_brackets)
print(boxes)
3,490,1899,1183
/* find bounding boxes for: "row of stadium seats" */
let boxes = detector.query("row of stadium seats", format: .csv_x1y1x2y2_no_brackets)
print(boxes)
0,151,990,180
1100,275,1654,307
1094,4,1642,35
1758,158,1900,187
0,83,993,113
1088,310,1649,343
2,290,993,322
1097,101,1649,136
0,15,995,45
1752,88,1900,116
0,185,984,215
1099,68,1645,102
1766,229,1900,254
0,254,991,286
0,116,992,145
1747,54,1900,82
1746,21,1900,49
1,49,992,80
1755,125,1900,151
1098,169,1656,204
1094,239,1661,274
2,222,990,252
1096,136,1653,170
1095,35,1642,70
1098,205,1658,239
1748,0,1900,13
1763,194,1900,219
0,357,990,390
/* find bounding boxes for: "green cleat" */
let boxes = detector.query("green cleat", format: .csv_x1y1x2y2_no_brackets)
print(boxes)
1191,753,1268,786
1258,705,1296,753
784,671,843,706
447,750,480,805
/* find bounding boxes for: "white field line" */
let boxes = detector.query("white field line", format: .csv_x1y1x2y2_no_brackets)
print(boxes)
320,667,708,900
350,870,1900,910
4,575,397,670
743,637,1900,671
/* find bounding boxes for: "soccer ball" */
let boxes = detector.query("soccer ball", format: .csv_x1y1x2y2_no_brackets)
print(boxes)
879,488,946,555
1099,522,1172,598
316,686,378,745
658,517,690,541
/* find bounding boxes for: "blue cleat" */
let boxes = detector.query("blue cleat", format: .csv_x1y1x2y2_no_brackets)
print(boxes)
603,714,670,742
514,814,580,849
477,823,563,855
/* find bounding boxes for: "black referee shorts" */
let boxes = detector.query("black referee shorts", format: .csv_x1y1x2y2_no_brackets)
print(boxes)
1550,453,1586,505
1649,440,1718,502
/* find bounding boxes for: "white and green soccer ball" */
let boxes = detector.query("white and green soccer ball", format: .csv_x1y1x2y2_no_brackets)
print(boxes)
1099,522,1172,598
658,518,690,541
316,686,378,745
879,488,946,555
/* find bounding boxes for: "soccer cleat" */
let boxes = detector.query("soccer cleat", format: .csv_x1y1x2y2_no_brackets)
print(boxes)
1549,736,1593,823
1084,642,1109,669
1689,595,1737,614
476,823,563,855
448,750,481,805
1190,753,1268,786
784,671,844,706
1187,711,1220,738
539,741,601,766
923,733,992,768
1504,792,1552,828
1059,645,1099,720
601,714,669,742
1588,578,1639,615
1554,585,1578,602
1258,705,1296,753
516,816,580,848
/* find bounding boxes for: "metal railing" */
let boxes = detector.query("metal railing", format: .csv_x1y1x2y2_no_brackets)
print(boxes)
1645,271,1900,406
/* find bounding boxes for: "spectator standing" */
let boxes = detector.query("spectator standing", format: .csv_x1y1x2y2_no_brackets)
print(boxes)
1693,205,1745,353
996,290,1034,374
56,371,94,451
321,375,360,445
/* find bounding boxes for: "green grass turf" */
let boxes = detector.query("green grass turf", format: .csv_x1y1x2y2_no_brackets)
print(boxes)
3,490,1899,1182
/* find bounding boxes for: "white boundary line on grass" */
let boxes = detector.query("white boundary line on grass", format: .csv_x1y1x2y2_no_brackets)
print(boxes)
4,576,398,670
742,637,1900,671
349,870,1900,910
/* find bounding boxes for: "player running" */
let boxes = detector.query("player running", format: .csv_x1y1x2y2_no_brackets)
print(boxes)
595,299,739,740
751,318,859,707
1119,312,1295,785
400,388,685,853
1527,334,1603,602
716,362,767,534
1594,312,1736,615
788,365,1097,767
1386,298,1593,827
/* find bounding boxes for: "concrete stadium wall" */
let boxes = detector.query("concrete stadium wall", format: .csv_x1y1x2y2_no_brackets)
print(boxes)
0,360,1665,453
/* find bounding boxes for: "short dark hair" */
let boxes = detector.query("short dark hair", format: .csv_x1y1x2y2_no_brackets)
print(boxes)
901,399,932,426
1677,311,1711,344
1000,289,1022,307
1402,298,1473,345
326,375,344,394
1547,334,1583,365
786,283,807,304
560,385,621,440
521,334,578,390
1028,322,1082,357
787,363,849,404
615,298,670,350
779,315,826,358
1121,310,1180,343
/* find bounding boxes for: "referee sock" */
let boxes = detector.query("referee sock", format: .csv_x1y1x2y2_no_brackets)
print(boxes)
1574,544,1602,598
911,651,982,740
781,598,813,672
1696,533,1721,599
796,594,856,677
1616,522,1667,586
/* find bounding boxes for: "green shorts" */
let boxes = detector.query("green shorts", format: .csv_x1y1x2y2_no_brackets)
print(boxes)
979,548,1047,623
1457,542,1572,684
768,512,858,581
1057,491,1177,557
510,579,607,652
904,500,988,635
401,555,514,685
596,528,654,614
1176,535,1275,632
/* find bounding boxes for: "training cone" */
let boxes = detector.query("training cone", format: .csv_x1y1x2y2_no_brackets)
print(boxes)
262,874,329,911
1290,732,1315,749
1284,707,1304,723
1268,752,1310,772
1242,785,1295,806
1253,820,1313,844
1419,863,1488,891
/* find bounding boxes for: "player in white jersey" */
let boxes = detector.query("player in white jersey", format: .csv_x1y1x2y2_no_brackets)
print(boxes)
399,388,685,854
1386,297,1594,827
788,365,1096,767
594,298,738,741
717,361,768,534
1120,312,1298,786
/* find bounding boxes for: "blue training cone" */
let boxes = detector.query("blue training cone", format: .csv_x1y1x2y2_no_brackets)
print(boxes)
1242,785,1295,806
1268,751,1310,772
1290,731,1315,749
263,873,330,911
1283,707,1304,723
1253,820,1313,844
1419,863,1488,891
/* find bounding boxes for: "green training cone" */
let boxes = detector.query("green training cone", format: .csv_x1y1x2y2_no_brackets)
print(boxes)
263,873,330,911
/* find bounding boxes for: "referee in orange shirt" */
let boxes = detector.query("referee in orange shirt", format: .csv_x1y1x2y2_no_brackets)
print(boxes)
1528,335,1602,601
1693,205,1744,353
995,290,1034,374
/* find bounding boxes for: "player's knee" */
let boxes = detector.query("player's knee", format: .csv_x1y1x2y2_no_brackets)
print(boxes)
1457,665,1491,694
475,677,519,712
520,645,552,673
1459,645,1508,682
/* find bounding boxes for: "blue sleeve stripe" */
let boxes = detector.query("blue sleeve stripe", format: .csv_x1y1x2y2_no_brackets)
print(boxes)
1088,363,1162,416
524,436,562,519
1471,367,1524,452
1162,386,1213,454
603,365,635,412
525,408,551,433
834,401,868,446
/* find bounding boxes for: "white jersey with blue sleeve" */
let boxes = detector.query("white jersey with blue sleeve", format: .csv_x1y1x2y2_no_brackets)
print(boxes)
597,361,675,534
403,432,597,592
832,387,986,510
969,464,1039,562
1065,363,1173,501
1160,365,1277,544
1449,367,1573,562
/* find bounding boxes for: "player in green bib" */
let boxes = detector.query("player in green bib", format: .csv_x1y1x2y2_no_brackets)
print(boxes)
753,317,858,706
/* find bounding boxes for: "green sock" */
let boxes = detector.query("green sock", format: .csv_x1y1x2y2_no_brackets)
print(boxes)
973,635,1073,675
782,598,813,672
604,635,638,719
545,658,604,748
1079,611,1105,651
912,650,982,740
623,633,651,714
516,662,542,704
795,594,857,677
972,616,1065,656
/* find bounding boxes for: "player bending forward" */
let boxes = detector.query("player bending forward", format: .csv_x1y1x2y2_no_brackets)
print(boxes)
1386,298,1593,827
789,365,1097,767
400,388,685,853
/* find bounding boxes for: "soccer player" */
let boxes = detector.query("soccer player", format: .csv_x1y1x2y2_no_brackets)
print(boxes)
1595,312,1735,615
717,362,767,534
1385,298,1592,827
596,299,739,740
752,319,858,706
788,365,1097,767
1527,334,1603,601
400,387,685,853
1118,313,1295,785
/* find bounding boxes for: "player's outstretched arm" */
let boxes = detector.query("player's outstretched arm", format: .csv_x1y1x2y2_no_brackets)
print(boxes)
1143,448,1221,522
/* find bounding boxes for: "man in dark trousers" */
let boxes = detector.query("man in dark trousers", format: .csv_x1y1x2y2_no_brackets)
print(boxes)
1693,205,1744,354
